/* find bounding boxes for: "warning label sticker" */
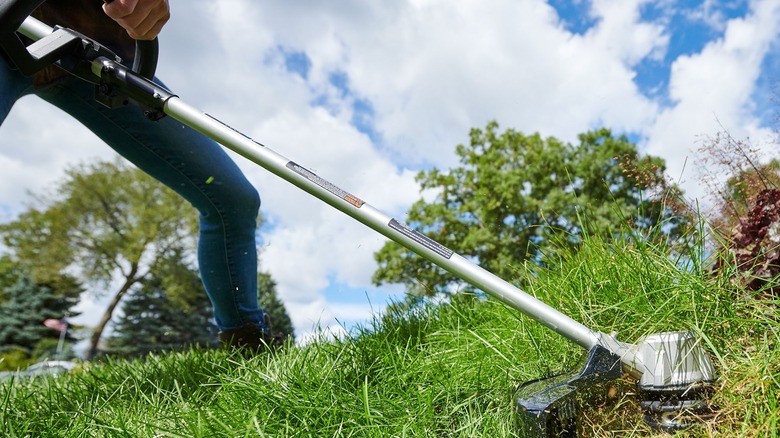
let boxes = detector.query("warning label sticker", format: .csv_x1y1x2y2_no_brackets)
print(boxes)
287,162,365,208
388,219,454,259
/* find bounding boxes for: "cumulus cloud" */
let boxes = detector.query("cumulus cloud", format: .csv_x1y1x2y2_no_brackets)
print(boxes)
643,0,780,203
1,0,779,341
259,0,667,166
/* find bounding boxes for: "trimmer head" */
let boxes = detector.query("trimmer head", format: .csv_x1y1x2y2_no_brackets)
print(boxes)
516,331,717,436
516,345,622,437
634,331,718,431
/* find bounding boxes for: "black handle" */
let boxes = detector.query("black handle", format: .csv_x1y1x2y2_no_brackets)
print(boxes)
0,0,42,33
0,0,158,80
103,0,159,81
0,0,48,74
131,38,158,81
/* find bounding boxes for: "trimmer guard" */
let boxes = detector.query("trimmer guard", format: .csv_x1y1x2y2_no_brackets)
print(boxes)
516,345,622,437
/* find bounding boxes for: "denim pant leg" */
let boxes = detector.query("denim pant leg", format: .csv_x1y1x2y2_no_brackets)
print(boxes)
0,58,31,124
2,62,264,331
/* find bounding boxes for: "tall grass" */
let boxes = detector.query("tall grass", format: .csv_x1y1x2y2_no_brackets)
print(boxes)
1,230,777,437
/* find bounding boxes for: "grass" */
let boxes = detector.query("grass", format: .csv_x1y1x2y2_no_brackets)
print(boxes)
1,232,778,437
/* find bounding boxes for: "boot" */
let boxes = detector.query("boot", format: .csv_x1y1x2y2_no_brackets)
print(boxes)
218,319,286,354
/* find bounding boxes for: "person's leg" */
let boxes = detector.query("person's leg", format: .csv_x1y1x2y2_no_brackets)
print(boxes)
35,75,266,333
0,59,34,125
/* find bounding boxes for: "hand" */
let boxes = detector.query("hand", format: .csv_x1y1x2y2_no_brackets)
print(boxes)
103,0,170,40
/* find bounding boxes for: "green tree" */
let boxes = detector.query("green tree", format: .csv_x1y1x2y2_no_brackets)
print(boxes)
258,272,294,339
8,259,85,312
0,255,20,305
0,158,200,359
0,257,83,367
105,255,219,357
372,122,683,296
0,276,79,360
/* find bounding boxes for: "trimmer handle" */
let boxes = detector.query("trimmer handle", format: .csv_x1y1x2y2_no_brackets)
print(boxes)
103,0,159,81
0,0,48,74
128,37,158,81
0,0,159,81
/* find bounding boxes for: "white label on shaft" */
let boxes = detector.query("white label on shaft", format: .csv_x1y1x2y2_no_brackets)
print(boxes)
287,161,365,208
388,219,454,259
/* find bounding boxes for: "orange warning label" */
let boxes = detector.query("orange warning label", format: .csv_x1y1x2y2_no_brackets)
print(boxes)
287,161,365,208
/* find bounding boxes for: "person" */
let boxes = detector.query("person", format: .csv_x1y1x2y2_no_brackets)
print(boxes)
0,0,275,352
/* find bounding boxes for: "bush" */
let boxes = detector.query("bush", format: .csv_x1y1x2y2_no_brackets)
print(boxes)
0,346,33,371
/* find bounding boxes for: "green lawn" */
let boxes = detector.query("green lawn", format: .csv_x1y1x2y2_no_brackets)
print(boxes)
1,234,777,437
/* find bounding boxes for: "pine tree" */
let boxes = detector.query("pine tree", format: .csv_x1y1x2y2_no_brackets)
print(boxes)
105,273,219,357
0,158,201,359
0,255,21,305
0,276,79,354
258,272,294,339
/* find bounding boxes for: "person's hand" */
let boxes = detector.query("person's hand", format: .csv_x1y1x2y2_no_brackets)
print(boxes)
103,0,170,40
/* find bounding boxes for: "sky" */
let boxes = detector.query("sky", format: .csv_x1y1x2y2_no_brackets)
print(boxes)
1,0,779,343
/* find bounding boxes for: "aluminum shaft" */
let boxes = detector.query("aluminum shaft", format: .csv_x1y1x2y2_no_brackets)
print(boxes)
18,14,660,372
163,96,603,351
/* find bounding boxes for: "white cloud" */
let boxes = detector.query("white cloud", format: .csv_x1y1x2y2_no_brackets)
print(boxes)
0,97,113,207
286,0,666,163
587,0,669,64
644,0,780,203
683,0,732,31
2,0,779,341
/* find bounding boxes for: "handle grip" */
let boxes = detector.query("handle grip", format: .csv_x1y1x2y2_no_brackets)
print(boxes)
0,0,42,32
131,38,158,81
0,0,49,74
0,0,158,80
103,0,158,81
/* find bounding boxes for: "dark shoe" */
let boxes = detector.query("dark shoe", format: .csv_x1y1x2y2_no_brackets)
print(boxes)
218,323,286,354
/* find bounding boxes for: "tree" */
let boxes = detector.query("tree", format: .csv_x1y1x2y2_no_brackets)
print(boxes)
372,122,683,296
0,276,79,359
107,267,293,356
105,255,219,357
0,255,20,305
258,272,294,339
0,257,83,367
1,254,84,299
0,158,200,359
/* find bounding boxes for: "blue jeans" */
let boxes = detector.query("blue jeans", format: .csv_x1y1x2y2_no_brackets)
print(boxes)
0,59,264,332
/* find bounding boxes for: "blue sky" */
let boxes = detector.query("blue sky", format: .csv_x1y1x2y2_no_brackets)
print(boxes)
1,0,779,343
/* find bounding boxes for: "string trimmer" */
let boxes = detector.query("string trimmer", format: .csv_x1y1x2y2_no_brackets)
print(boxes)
0,1,717,435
